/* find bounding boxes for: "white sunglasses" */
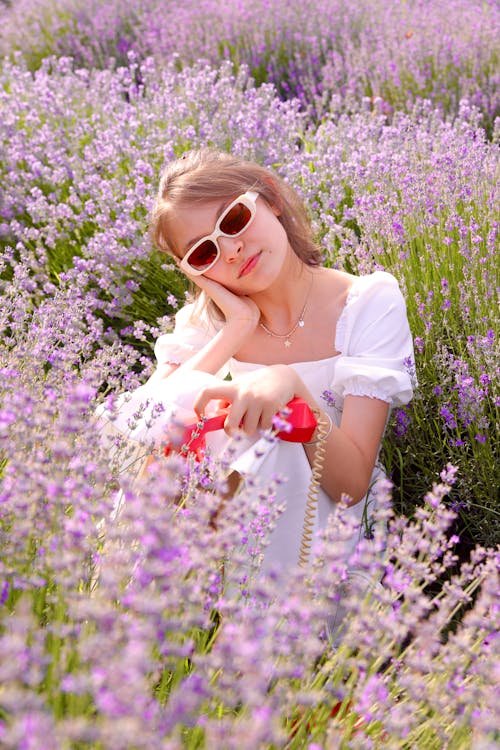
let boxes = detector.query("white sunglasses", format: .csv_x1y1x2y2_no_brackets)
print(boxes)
179,191,258,276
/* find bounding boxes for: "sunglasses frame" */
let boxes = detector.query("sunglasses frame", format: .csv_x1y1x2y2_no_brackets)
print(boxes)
179,190,259,276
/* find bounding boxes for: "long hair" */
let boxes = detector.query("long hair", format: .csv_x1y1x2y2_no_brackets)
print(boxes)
150,149,322,318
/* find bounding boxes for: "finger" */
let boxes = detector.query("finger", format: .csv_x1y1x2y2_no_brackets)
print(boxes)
223,395,259,435
227,397,270,437
194,385,234,417
188,273,222,293
188,276,234,309
259,405,280,433
204,398,231,418
239,405,262,437
223,403,246,435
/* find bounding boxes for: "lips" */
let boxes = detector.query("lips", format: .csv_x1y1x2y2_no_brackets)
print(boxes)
238,251,261,278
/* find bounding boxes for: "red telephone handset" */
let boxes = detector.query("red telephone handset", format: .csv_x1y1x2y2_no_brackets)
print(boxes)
164,397,317,461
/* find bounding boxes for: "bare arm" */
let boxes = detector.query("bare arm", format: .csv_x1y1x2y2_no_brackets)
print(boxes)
148,274,260,382
301,391,389,505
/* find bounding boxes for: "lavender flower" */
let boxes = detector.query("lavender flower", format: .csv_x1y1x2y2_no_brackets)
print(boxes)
0,11,498,744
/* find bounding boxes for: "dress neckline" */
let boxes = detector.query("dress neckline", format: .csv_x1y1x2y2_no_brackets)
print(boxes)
231,275,364,368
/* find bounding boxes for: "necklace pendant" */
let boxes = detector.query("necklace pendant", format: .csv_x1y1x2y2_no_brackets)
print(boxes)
284,339,292,348
298,319,305,327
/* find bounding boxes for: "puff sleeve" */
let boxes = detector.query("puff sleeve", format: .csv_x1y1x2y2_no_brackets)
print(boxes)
332,271,415,406
154,301,218,367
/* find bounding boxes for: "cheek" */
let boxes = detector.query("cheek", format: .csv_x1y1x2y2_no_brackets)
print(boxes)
203,264,224,282
275,221,289,249
203,265,235,288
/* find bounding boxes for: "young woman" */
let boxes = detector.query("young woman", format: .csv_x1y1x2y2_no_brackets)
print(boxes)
103,148,415,574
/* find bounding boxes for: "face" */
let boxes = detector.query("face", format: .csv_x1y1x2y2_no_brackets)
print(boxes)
166,192,292,293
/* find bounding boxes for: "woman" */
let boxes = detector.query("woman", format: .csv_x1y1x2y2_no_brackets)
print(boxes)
102,148,415,574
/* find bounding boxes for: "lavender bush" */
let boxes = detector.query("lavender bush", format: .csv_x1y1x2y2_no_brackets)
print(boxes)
0,55,302,355
1,336,499,748
1,5,499,747
1,54,498,546
1,0,499,131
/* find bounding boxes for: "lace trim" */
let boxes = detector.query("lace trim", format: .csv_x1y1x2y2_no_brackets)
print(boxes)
342,386,393,404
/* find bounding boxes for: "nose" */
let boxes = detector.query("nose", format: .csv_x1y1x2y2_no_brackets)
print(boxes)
218,235,243,263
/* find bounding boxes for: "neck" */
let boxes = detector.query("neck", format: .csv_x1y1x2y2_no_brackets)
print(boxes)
255,263,315,332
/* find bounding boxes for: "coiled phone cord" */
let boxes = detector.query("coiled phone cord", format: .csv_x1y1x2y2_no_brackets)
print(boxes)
297,410,332,568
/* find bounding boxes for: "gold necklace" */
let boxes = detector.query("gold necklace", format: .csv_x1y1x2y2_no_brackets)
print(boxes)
259,276,313,348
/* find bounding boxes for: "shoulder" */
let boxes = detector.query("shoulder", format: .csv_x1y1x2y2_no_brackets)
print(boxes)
351,270,402,298
336,270,411,353
316,267,357,312
345,270,407,318
319,268,401,308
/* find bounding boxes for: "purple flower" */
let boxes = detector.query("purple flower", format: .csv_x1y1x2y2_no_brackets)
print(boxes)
0,581,9,605
272,412,293,434
394,407,411,437
440,405,457,430
321,389,337,409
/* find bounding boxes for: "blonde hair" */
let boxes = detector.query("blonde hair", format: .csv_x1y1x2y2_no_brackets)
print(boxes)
150,149,322,318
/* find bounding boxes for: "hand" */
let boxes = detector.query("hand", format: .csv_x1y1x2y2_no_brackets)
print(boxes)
187,273,261,331
193,365,301,436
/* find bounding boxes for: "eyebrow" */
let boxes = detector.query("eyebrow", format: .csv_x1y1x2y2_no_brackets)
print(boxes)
182,199,230,253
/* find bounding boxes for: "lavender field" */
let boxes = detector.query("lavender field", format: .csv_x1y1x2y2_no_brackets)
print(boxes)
0,0,499,747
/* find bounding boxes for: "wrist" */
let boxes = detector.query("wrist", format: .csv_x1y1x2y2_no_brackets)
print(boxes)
225,315,258,331
223,317,257,346
282,366,311,401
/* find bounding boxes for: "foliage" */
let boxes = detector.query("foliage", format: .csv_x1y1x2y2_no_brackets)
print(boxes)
0,2,499,747
1,55,497,547
0,0,499,132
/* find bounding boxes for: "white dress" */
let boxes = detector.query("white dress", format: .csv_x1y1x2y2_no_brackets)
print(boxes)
99,271,415,575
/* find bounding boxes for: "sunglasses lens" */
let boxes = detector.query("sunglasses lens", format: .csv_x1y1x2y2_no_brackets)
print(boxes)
187,240,218,270
220,202,252,235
